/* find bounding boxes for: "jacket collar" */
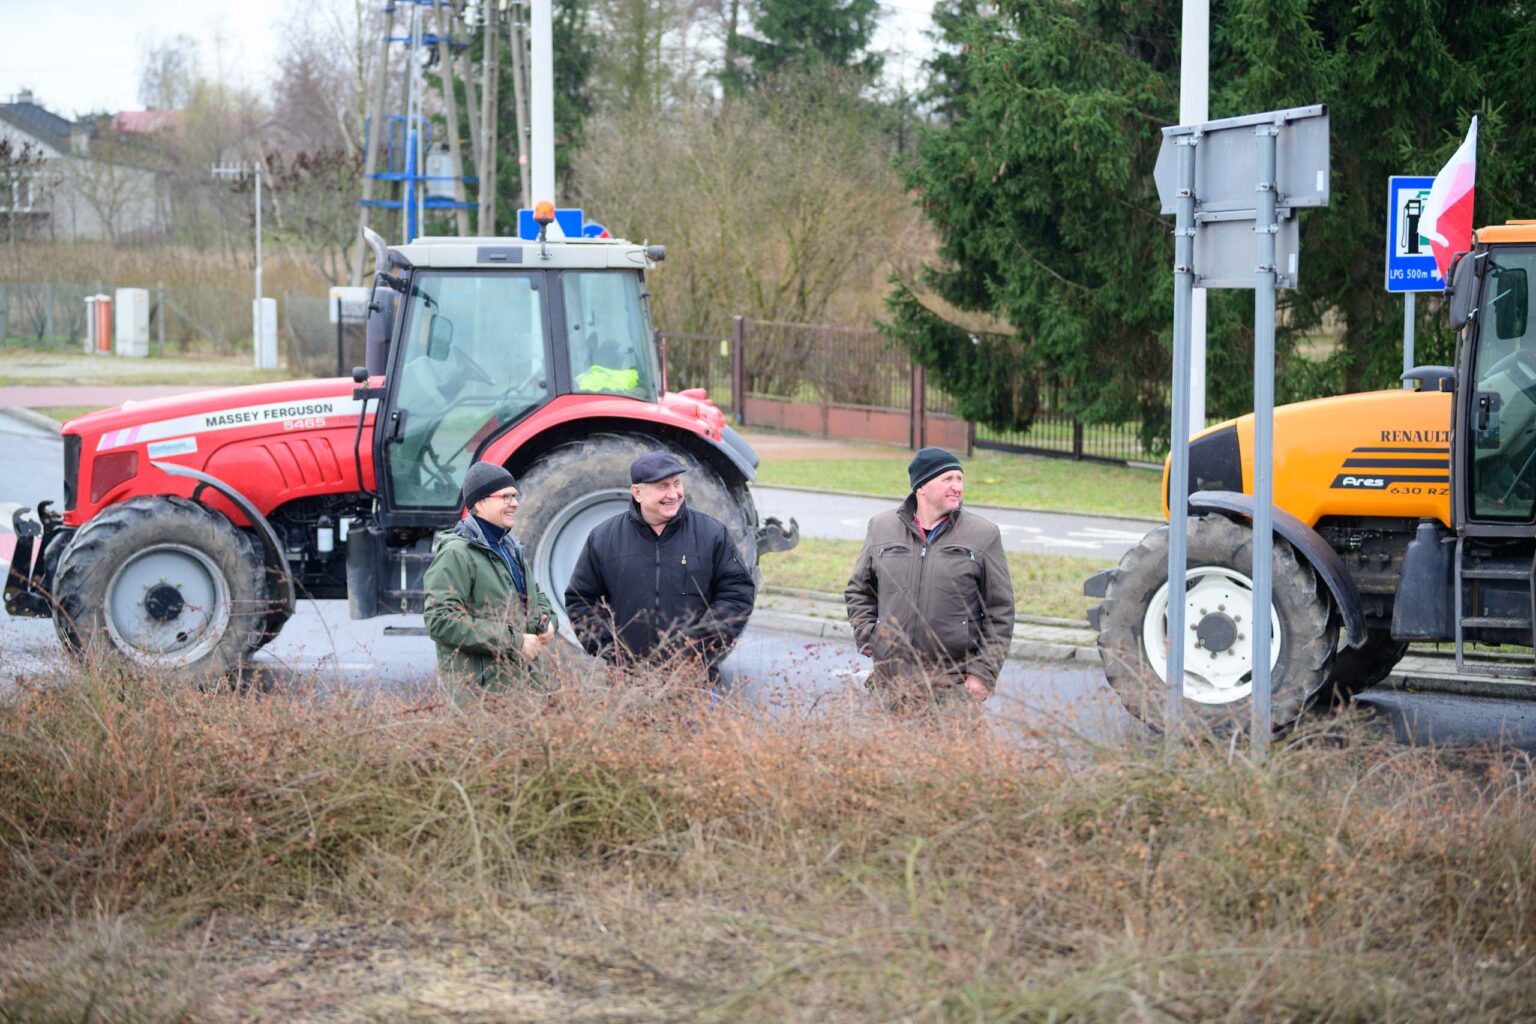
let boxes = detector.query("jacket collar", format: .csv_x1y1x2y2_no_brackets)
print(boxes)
900,493,962,538
627,498,690,538
453,514,524,557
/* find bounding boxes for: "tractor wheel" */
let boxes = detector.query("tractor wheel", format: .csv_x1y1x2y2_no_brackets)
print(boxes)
51,496,270,680
1096,514,1336,734
513,432,755,625
1318,629,1408,705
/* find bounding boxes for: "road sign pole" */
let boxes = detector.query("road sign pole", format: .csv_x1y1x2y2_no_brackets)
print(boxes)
1166,132,1199,740
1403,291,1417,387
1250,122,1279,756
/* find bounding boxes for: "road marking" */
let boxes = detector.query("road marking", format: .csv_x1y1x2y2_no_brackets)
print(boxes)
1074,526,1149,540
1029,537,1107,550
997,524,1044,534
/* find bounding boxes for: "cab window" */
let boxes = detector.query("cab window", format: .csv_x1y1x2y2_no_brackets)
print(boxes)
388,272,547,508
562,271,658,399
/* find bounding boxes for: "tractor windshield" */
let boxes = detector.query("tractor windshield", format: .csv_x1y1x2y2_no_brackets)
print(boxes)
387,271,548,509
1468,247,1536,520
562,271,659,399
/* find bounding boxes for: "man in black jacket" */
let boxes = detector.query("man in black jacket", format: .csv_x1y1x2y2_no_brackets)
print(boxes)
564,451,756,682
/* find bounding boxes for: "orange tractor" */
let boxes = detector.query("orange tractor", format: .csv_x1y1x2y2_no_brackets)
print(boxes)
1086,220,1536,729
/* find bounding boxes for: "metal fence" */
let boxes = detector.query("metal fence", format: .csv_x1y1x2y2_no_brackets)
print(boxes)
661,317,1159,465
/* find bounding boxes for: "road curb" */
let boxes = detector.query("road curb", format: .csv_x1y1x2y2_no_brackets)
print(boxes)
747,606,1100,665
0,406,63,434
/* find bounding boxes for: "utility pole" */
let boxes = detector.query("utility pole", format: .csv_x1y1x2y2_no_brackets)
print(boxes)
353,2,394,285
432,1,471,236
210,160,271,368
508,1,532,208
478,0,500,233
530,0,555,205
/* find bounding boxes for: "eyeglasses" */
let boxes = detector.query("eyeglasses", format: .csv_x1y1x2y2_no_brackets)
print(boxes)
486,491,519,504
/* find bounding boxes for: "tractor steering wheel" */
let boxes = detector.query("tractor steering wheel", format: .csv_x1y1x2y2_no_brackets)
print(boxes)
454,347,497,389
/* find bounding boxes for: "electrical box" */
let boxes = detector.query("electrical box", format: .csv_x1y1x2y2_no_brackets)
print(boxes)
114,287,150,357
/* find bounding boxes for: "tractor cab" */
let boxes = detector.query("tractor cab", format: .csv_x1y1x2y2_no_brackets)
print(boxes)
1446,221,1536,669
362,230,665,520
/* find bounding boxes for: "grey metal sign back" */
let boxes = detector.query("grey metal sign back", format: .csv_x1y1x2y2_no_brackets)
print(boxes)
1155,104,1330,758
1155,105,1330,215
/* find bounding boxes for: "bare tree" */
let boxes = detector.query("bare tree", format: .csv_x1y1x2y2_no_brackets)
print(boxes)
261,148,364,283
138,34,202,109
0,136,48,258
575,70,920,334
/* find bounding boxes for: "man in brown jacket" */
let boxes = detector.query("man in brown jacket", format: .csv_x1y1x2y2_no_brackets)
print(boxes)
844,447,1015,706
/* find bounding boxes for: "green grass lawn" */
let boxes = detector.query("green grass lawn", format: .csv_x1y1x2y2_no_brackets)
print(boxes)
760,536,1115,620
756,447,1164,519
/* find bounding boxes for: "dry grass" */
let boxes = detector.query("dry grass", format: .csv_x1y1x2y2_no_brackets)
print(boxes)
0,242,330,294
1,664,1533,1021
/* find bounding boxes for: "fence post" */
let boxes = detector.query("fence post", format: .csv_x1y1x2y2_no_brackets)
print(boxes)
914,361,929,450
966,420,976,458
820,325,832,439
336,295,346,377
155,282,164,355
730,315,746,425
44,282,54,344
1072,420,1084,460
908,360,921,450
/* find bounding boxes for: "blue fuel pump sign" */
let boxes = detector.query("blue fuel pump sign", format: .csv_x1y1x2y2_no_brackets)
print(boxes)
1386,176,1439,292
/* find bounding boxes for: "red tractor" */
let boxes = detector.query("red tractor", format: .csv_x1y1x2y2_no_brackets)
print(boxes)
4,223,797,677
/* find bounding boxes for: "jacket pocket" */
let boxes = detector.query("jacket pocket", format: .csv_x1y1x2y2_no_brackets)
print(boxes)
872,543,913,592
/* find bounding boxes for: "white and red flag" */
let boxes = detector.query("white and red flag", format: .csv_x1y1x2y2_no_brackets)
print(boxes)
1421,116,1478,280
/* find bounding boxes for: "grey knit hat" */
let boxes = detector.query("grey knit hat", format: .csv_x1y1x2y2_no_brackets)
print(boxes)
461,461,517,509
908,446,963,492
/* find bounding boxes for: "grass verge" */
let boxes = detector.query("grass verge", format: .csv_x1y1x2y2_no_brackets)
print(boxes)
1,670,1533,1021
755,449,1163,519
763,536,1113,619
0,349,289,388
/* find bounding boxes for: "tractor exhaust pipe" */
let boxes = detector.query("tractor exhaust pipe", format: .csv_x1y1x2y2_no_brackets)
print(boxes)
362,226,394,377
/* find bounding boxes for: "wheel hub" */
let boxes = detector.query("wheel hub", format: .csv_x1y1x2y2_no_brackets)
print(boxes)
143,583,185,622
1195,611,1238,653
1140,565,1279,705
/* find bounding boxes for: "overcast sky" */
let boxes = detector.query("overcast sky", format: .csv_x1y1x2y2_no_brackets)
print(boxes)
3,0,933,119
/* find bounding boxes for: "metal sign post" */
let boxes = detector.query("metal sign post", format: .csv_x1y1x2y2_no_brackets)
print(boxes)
1155,105,1330,756
1386,176,1440,385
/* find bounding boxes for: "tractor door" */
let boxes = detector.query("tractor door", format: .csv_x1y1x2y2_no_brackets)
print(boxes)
376,269,553,519
1449,243,1536,667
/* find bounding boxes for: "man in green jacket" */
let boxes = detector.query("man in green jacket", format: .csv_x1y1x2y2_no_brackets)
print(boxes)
844,447,1015,708
424,462,557,694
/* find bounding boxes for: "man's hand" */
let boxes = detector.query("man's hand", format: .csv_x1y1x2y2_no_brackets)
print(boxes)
963,675,990,702
520,622,556,663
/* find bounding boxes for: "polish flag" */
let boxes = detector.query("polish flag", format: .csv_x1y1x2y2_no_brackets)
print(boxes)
1421,116,1478,280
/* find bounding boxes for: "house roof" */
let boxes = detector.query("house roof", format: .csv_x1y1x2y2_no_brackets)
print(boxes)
112,110,181,135
0,97,79,152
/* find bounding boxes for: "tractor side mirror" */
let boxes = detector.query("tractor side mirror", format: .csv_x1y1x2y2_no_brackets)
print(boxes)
1493,267,1529,341
427,313,453,361
1448,252,1480,332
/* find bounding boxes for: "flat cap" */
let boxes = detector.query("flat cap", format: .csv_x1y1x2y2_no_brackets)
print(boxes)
630,450,689,484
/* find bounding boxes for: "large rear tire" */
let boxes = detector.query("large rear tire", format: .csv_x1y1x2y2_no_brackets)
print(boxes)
51,496,270,680
1319,629,1408,705
1096,514,1336,734
513,432,755,626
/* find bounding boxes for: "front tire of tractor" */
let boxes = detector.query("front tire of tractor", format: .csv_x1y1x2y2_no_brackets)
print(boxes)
1096,514,1336,735
514,432,755,626
51,496,269,681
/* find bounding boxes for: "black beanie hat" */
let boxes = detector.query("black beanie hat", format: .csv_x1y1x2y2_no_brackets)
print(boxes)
908,446,963,492
461,461,517,510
